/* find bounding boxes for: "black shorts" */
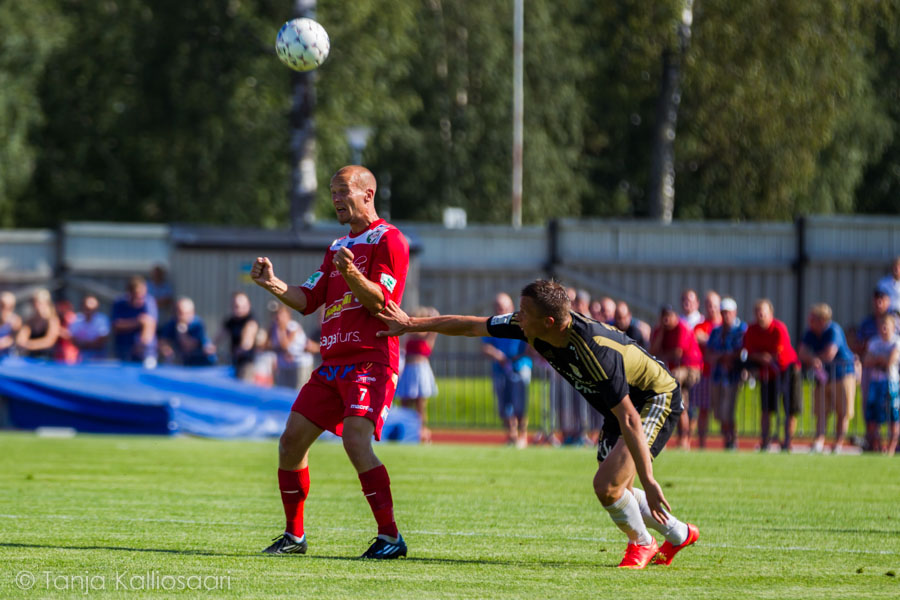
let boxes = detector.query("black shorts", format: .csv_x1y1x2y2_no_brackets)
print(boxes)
596,387,683,463
760,366,801,416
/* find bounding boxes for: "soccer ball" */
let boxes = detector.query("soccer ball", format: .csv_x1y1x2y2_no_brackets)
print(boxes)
275,18,330,72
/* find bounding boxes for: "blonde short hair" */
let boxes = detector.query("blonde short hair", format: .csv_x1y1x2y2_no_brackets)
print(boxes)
809,303,832,322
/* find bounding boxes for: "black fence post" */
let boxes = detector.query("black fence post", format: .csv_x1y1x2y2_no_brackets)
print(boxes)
546,218,559,281
793,216,808,348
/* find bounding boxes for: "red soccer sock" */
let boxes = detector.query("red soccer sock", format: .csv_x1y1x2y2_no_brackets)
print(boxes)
358,464,399,539
278,467,310,538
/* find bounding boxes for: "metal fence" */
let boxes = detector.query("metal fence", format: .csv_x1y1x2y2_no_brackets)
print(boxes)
425,352,869,447
0,216,897,441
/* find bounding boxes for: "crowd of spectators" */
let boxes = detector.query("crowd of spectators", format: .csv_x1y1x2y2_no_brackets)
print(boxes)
0,271,320,390
499,255,900,454
2,256,900,454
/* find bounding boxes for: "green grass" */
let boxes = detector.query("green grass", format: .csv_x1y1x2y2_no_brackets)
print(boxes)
2,432,899,599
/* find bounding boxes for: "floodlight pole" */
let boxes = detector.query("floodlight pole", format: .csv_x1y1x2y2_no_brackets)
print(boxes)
290,0,318,231
511,0,524,229
648,0,692,224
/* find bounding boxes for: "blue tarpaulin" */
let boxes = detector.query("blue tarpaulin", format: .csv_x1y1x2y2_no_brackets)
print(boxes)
0,358,296,438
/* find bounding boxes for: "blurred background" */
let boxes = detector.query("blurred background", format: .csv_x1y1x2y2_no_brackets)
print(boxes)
2,0,899,227
2,0,900,445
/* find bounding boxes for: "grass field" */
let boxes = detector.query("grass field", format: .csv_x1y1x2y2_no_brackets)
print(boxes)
2,432,899,599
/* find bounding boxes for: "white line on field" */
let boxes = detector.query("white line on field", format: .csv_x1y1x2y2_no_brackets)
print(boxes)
1,514,898,556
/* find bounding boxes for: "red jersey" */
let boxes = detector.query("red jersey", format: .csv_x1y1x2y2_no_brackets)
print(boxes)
299,219,408,371
694,319,718,374
742,318,798,378
656,321,704,370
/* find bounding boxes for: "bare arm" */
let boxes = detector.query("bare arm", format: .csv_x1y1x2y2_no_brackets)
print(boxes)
332,247,386,314
250,257,308,313
611,396,671,524
20,317,61,351
239,320,259,352
817,343,839,363
797,344,820,368
376,300,488,338
482,342,508,363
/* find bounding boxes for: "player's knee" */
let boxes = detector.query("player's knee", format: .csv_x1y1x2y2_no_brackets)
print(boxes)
279,428,303,459
592,474,623,506
341,429,370,457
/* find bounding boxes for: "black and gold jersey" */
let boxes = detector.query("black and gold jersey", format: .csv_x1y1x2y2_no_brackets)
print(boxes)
485,311,680,422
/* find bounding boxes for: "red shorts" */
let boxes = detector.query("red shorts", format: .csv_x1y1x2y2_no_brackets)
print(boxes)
292,362,398,441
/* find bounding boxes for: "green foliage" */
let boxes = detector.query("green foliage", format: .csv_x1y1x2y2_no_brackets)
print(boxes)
0,0,898,226
20,0,292,227
676,0,892,220
0,0,69,227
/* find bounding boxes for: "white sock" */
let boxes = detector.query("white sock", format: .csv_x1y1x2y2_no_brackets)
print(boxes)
631,487,688,545
285,532,305,543
602,489,654,546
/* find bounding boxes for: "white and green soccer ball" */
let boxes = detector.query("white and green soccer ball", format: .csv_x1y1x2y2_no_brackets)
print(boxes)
275,18,330,72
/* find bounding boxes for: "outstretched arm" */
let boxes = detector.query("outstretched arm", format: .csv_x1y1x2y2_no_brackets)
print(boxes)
376,300,488,338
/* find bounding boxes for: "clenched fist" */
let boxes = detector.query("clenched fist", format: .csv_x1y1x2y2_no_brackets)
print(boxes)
333,246,355,274
251,257,276,288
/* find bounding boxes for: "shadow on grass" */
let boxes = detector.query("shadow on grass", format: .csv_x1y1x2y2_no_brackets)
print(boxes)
0,542,245,557
0,542,610,567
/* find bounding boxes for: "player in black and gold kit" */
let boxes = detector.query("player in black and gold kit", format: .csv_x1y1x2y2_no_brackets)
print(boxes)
377,279,699,569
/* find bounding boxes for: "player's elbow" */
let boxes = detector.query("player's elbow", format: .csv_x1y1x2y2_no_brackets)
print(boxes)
366,301,386,315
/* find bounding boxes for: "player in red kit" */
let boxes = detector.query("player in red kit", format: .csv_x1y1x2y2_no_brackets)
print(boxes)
252,165,410,559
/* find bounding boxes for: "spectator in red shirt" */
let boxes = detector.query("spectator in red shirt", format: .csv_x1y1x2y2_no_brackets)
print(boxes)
691,290,722,449
742,298,801,451
650,305,703,450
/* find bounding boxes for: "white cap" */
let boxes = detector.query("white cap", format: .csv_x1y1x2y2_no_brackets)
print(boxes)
720,297,737,312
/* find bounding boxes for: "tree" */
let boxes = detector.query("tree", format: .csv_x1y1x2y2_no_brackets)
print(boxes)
21,0,292,227
675,0,891,219
0,0,69,227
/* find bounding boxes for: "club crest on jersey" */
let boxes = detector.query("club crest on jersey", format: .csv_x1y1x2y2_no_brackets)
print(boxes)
490,313,513,325
366,224,389,244
380,273,397,292
301,271,323,289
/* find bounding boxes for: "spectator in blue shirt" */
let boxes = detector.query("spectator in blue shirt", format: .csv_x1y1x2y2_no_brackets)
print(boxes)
482,293,533,448
876,257,900,316
705,297,747,450
799,303,856,454
158,297,216,367
853,289,896,418
110,276,158,367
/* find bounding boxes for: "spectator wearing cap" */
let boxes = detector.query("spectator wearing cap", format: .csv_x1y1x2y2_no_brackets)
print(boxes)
876,256,900,316
742,299,801,452
650,304,703,450
706,297,747,450
799,303,857,454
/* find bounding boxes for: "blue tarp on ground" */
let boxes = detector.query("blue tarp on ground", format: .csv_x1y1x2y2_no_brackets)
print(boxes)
0,358,296,437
